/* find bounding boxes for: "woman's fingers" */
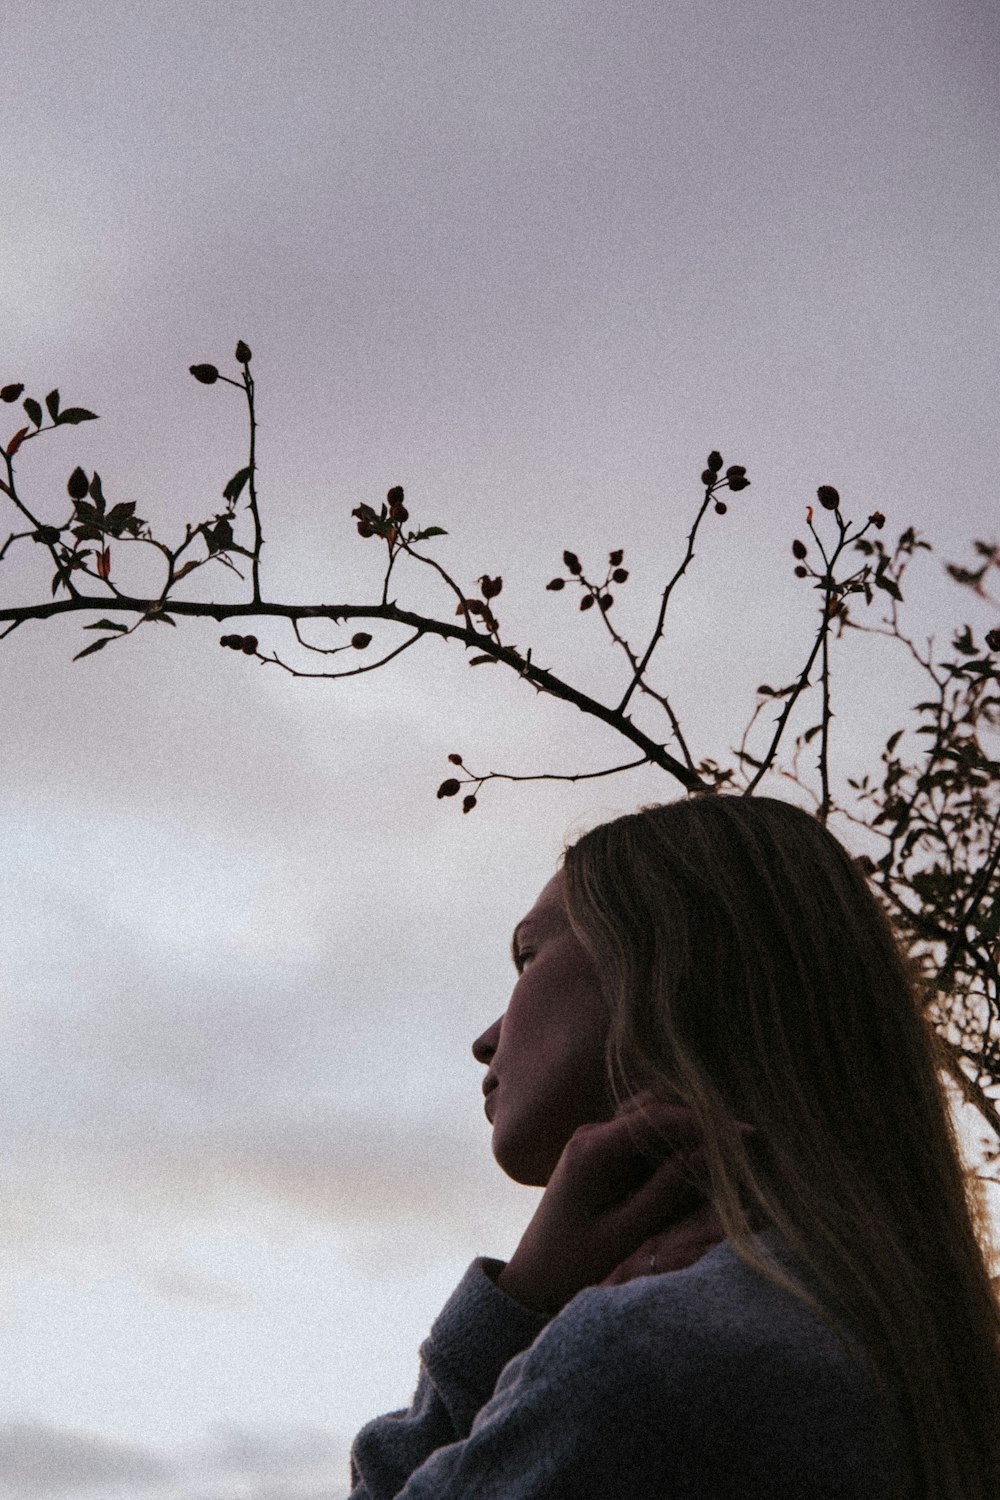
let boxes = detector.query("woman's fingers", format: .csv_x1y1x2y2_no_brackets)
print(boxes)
626,1142,708,1221
614,1091,759,1141
614,1101,704,1160
613,1086,685,1115
598,1203,726,1286
560,1100,759,1243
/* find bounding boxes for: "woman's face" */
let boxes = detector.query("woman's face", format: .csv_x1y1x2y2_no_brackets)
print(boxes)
471,869,616,1186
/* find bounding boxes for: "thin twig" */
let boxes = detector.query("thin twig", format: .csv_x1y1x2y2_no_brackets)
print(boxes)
616,484,716,716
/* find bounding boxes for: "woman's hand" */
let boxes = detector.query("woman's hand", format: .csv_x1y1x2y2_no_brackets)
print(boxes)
597,1200,732,1286
496,1090,754,1316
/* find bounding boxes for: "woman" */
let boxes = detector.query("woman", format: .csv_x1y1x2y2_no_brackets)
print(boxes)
348,795,1000,1498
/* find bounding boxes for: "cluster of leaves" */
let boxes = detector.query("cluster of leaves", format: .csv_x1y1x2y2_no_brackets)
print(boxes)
351,487,446,550
1,379,97,452
0,345,266,659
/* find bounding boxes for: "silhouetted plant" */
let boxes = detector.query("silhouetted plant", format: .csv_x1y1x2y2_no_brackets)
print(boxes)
1,343,998,1191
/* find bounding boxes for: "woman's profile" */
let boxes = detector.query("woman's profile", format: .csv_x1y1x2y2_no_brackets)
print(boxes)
348,794,1000,1498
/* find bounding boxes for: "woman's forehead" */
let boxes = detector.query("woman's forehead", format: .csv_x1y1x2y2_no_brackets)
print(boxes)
517,871,566,935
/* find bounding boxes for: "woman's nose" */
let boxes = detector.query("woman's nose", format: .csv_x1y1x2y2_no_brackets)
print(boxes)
472,1016,502,1063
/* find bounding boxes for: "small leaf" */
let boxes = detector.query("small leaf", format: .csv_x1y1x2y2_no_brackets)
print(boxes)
83,618,129,633
886,729,904,754
206,517,234,553
223,466,252,503
148,613,176,625
23,398,43,428
73,636,111,661
173,560,199,581
45,389,61,422
6,426,29,457
67,466,90,499
106,501,137,533
90,472,106,513
410,526,447,541
802,723,823,744
468,654,497,665
874,574,902,602
55,407,98,425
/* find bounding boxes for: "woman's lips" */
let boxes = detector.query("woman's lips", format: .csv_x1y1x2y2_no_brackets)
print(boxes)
484,1090,498,1121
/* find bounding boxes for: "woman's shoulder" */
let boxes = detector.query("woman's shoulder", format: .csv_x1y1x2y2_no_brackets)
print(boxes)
525,1230,903,1494
541,1229,875,1399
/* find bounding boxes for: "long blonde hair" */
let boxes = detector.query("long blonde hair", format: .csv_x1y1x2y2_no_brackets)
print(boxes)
562,793,1000,1500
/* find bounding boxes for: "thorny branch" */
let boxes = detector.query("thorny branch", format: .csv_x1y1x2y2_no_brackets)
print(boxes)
1,347,999,1188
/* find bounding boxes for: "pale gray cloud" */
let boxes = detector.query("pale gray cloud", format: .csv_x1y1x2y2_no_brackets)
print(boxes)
0,1420,350,1500
0,1420,174,1498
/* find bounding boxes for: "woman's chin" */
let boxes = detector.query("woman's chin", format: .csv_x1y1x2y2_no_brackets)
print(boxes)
490,1126,558,1187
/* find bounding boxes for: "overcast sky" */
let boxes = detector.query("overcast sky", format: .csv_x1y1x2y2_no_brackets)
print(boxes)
2,2,999,1496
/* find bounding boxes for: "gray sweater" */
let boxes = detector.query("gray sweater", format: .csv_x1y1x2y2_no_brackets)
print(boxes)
348,1228,909,1499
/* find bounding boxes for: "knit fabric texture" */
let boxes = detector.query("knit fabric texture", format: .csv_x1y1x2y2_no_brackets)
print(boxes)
348,1228,909,1499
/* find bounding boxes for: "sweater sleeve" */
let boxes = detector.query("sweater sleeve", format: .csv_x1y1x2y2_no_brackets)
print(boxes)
347,1255,550,1499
